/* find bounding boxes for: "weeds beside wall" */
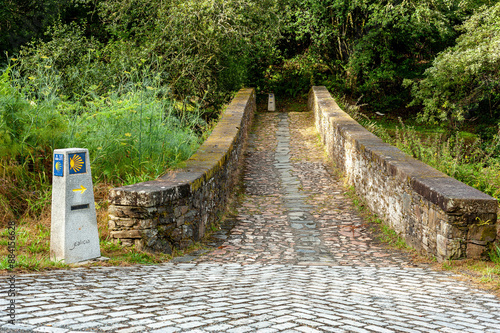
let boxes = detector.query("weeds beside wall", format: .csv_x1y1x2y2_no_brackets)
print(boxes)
309,86,498,261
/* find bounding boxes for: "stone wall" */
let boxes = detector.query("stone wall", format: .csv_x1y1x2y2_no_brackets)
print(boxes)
107,88,255,253
309,86,498,260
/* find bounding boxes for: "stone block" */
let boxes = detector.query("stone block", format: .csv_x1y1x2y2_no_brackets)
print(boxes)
448,238,464,259
50,148,101,264
115,219,139,228
176,216,185,227
466,242,486,258
108,205,158,219
174,205,190,218
120,239,134,247
134,239,145,251
140,219,156,229
468,224,497,244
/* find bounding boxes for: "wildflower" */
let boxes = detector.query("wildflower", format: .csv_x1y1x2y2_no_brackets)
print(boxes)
28,76,35,80
125,133,131,137
41,56,49,59
10,58,17,61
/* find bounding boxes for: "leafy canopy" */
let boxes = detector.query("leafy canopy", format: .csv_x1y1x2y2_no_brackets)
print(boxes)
407,1,500,127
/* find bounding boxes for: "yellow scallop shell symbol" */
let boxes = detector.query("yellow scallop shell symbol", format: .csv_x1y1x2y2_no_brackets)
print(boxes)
55,161,62,172
70,154,84,173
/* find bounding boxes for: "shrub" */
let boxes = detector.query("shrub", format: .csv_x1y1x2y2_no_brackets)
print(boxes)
0,61,203,223
98,0,280,108
65,78,202,184
407,2,500,127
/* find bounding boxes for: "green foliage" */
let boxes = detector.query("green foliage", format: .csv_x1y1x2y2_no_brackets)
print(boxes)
0,64,67,159
13,0,280,109
264,53,328,97
65,78,201,184
0,63,65,218
407,2,500,127
279,0,497,110
359,115,500,201
379,224,407,249
490,244,500,264
346,0,455,109
0,0,99,57
17,22,121,101
0,58,203,221
101,239,122,252
5,0,500,118
394,123,500,200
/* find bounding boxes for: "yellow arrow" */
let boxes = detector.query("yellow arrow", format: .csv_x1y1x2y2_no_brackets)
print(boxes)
72,185,87,194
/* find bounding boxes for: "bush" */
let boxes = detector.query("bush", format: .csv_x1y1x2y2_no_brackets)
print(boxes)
278,0,497,111
13,0,280,110
98,0,280,108
0,62,203,223
65,77,202,184
407,2,500,127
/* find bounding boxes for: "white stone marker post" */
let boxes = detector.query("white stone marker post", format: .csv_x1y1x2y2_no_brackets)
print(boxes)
268,93,276,111
50,148,101,263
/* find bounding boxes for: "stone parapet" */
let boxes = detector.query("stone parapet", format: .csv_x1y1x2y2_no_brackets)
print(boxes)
309,86,498,260
107,88,255,252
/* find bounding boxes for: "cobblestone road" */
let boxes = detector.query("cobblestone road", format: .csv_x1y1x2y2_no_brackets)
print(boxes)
1,110,500,333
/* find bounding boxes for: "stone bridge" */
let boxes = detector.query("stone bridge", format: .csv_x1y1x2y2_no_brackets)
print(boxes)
2,87,500,333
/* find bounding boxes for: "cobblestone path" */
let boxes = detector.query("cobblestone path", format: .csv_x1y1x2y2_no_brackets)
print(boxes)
2,111,500,333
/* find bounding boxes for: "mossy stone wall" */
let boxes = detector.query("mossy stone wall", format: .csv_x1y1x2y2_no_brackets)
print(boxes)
107,88,255,253
309,86,498,261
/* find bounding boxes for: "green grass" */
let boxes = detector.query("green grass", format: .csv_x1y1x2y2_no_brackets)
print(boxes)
1,57,207,227
107,251,170,265
378,224,408,249
342,102,500,202
0,255,70,271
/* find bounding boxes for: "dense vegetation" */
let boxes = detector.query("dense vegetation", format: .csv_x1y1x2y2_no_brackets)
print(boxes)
3,0,499,124
1,0,499,224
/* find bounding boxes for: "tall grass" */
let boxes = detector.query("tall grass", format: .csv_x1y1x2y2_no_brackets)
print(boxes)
343,100,500,201
0,58,204,224
391,120,500,201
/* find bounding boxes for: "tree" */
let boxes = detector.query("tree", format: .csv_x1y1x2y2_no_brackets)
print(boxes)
407,1,500,128
0,0,98,59
277,0,494,110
